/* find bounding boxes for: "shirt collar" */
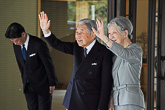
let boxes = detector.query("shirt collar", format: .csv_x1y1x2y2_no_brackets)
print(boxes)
85,40,96,54
21,34,29,50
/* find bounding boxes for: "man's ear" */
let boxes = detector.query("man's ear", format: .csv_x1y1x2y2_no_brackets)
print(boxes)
22,32,26,38
91,32,96,39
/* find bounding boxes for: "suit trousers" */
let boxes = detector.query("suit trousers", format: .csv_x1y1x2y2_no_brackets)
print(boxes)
24,83,52,110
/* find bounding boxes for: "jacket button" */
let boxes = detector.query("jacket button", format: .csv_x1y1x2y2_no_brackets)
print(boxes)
81,92,84,95
89,72,92,74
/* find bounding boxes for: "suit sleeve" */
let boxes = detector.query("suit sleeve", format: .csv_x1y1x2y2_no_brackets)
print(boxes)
15,56,23,76
98,50,113,110
13,45,23,76
38,41,58,86
44,33,74,55
108,41,142,64
15,54,24,84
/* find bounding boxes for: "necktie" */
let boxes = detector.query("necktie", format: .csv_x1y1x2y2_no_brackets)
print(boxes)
22,44,29,83
84,48,87,57
22,44,26,61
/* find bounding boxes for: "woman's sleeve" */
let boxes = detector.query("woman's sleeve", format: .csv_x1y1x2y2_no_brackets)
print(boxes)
107,41,142,64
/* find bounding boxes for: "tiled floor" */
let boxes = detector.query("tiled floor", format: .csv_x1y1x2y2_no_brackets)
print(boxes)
52,90,66,110
52,90,149,110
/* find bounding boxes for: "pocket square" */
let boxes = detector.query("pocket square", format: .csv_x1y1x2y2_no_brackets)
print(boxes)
29,53,36,57
91,63,97,65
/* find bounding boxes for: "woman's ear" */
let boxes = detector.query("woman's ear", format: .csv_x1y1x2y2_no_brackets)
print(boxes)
125,30,129,38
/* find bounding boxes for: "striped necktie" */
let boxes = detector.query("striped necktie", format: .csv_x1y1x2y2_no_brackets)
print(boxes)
22,44,26,61
83,48,87,57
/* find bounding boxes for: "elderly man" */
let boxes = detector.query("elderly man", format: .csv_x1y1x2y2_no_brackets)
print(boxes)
39,11,113,110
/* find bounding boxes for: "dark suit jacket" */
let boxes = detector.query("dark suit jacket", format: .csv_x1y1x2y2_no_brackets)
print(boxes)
13,34,58,96
45,33,113,110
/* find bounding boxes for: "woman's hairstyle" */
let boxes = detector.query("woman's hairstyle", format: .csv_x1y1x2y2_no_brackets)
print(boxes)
107,16,133,39
5,22,25,39
78,18,97,35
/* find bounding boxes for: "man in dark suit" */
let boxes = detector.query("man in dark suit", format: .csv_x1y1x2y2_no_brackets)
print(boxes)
39,11,113,110
5,22,58,110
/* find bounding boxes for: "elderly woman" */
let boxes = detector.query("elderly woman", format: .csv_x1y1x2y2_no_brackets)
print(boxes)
92,16,145,110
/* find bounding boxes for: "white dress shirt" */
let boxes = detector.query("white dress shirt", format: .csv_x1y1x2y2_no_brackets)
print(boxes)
21,34,30,50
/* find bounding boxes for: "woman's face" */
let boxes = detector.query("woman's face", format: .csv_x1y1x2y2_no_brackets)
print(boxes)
108,24,125,45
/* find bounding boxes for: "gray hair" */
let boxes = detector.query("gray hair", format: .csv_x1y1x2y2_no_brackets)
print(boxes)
77,18,97,35
107,16,133,39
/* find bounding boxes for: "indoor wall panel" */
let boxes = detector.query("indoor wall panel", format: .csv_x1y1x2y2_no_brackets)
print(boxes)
0,0,38,110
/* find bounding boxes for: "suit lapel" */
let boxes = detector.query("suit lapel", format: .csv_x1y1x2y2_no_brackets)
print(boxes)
75,41,101,78
15,35,33,65
75,46,84,67
26,35,37,64
14,45,25,67
26,35,32,62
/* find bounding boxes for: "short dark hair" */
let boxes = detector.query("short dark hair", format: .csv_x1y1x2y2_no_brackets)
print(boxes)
5,22,25,39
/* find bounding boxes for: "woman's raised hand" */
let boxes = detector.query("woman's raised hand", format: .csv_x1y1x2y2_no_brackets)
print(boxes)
92,19,108,42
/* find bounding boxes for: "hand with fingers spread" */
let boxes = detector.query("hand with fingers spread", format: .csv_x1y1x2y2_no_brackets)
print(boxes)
92,19,108,42
92,19,113,47
93,19,105,38
38,11,51,34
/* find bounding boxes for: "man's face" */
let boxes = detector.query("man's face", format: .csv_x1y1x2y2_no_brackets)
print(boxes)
75,24,95,47
10,33,26,45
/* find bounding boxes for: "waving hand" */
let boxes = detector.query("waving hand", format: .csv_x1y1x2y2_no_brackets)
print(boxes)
92,19,108,43
38,11,50,34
